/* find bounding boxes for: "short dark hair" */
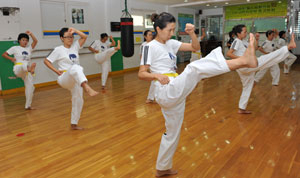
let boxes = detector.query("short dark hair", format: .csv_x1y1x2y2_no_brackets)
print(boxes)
151,12,176,33
266,30,274,37
232,24,246,36
279,31,286,39
59,27,69,38
17,33,29,43
143,30,152,41
101,33,108,39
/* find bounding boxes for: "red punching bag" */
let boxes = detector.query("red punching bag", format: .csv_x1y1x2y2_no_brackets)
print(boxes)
121,17,134,57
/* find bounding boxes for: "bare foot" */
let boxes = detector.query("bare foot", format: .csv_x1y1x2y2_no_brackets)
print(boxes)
156,169,178,177
114,40,121,50
288,33,296,50
241,33,258,68
71,124,84,130
29,63,36,75
25,107,36,110
238,109,252,114
82,82,99,96
253,81,257,88
146,99,156,104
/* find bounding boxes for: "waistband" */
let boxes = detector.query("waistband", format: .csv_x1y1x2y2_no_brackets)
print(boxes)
162,73,178,77
14,62,24,66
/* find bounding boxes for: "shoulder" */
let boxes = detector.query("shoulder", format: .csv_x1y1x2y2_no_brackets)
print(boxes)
52,45,64,53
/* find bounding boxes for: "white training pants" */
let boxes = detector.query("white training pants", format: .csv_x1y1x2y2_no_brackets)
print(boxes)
237,46,290,110
284,52,297,73
57,64,87,125
94,48,117,87
147,81,155,101
155,47,230,170
13,62,35,109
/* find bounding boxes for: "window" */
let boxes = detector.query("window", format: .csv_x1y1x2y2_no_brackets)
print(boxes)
132,15,143,26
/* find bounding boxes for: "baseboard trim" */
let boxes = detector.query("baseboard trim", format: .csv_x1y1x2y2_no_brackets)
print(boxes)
0,67,139,96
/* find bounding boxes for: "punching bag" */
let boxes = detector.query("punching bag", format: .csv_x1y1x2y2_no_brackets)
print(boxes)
121,17,134,57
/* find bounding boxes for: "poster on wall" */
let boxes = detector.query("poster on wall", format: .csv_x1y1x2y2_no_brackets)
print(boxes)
225,0,287,20
72,8,84,24
178,13,194,35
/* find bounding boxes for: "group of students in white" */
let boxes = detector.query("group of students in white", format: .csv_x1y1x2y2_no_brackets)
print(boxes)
1,12,297,177
227,25,298,114
2,28,120,130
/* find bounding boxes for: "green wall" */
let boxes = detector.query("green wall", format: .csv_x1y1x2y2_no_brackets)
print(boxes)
0,41,24,90
111,37,124,72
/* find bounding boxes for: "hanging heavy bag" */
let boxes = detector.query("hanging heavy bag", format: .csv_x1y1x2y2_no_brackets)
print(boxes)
121,17,134,57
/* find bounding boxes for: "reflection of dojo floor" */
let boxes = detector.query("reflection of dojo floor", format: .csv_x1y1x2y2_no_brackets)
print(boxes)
0,62,300,177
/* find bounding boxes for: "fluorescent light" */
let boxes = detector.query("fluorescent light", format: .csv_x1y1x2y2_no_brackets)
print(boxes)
206,4,210,6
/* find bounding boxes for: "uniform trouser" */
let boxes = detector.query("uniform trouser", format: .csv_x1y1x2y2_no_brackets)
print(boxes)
284,52,297,73
155,47,230,170
95,48,117,86
238,46,290,110
147,81,155,101
189,52,201,62
57,65,87,125
13,62,35,109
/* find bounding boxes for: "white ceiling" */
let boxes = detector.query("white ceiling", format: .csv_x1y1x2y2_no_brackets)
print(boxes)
138,0,283,9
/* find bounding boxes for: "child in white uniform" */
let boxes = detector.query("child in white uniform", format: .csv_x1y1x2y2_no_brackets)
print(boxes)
254,30,280,86
278,31,297,74
189,28,205,62
227,25,296,114
2,31,38,110
88,33,120,90
139,12,261,177
140,30,155,103
44,27,99,130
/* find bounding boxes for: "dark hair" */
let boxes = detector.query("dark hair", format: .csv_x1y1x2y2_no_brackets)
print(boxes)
266,30,274,37
194,29,199,35
59,28,69,38
151,12,176,33
232,24,246,36
17,33,29,43
229,31,234,39
144,30,151,37
143,30,152,41
279,31,286,39
101,33,108,39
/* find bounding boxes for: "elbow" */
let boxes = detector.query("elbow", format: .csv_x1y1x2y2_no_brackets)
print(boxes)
226,51,231,58
44,58,49,65
193,45,200,51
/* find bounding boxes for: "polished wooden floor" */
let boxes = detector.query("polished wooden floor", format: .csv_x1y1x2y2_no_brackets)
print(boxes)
1,62,300,178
